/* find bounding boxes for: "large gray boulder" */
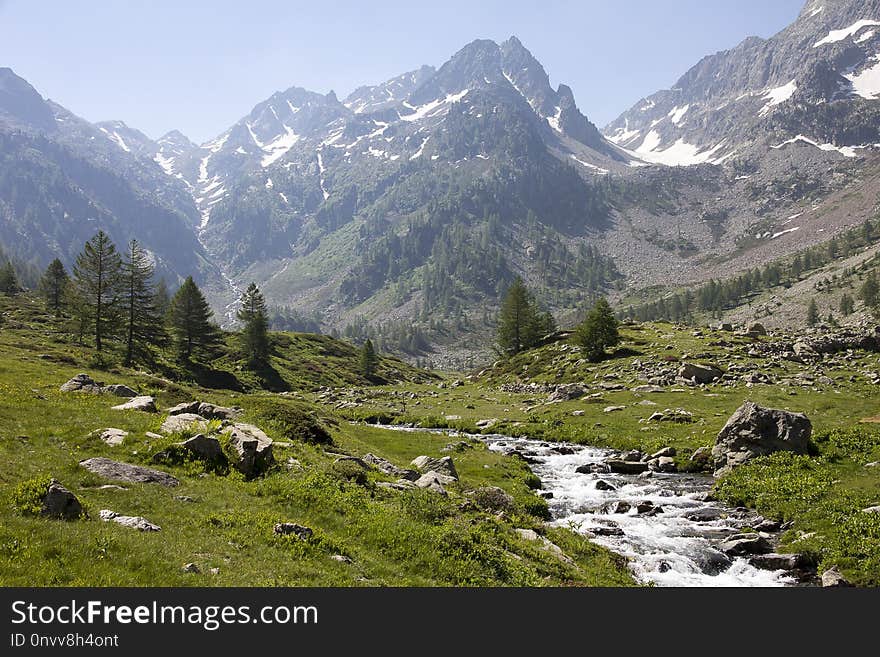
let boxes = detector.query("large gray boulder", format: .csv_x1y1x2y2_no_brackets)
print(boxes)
167,401,241,420
99,509,160,531
363,453,419,481
161,413,210,434
94,428,128,446
41,480,84,520
410,455,458,480
103,384,138,398
79,457,179,487
678,363,723,384
712,402,812,476
111,396,157,413
60,373,103,393
222,423,274,477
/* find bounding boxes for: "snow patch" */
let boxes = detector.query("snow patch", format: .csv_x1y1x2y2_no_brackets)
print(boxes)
153,152,175,176
759,80,797,115
632,131,728,166
546,106,563,132
317,151,329,200
260,126,300,167
846,56,880,99
668,105,690,125
808,6,823,18
856,29,875,44
410,135,430,160
399,89,469,122
608,120,640,146
265,178,274,189
771,134,858,157
814,20,880,47
771,226,800,239
569,155,608,174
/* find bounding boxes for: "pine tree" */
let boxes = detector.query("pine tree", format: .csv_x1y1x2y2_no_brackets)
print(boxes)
497,278,554,356
236,282,270,366
168,276,222,361
39,259,69,316
154,278,171,317
360,338,379,379
575,297,620,362
859,271,879,311
122,240,165,366
806,298,819,327
840,293,855,316
0,261,19,295
73,231,123,351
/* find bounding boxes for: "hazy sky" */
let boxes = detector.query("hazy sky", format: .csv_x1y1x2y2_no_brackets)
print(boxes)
0,1,805,143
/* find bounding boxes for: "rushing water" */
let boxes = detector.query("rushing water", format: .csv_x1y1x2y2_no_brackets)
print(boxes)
380,425,795,587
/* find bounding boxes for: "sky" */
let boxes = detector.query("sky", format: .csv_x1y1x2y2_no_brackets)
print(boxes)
0,0,806,144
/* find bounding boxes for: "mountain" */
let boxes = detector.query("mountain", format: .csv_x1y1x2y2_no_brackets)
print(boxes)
0,68,212,285
605,0,880,164
168,37,628,345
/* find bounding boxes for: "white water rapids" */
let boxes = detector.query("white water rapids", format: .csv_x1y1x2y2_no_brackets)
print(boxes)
381,426,796,587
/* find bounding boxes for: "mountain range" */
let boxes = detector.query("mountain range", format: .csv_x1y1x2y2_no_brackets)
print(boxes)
2,0,879,365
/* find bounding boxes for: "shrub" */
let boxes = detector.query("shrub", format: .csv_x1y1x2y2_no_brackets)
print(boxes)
248,399,332,445
10,475,53,516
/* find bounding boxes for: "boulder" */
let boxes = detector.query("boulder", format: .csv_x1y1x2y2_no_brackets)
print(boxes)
651,447,677,459
862,506,880,514
576,463,609,474
636,501,663,515
99,509,160,531
475,418,499,430
689,446,713,468
591,526,625,537
60,373,103,393
605,459,649,474
103,384,138,398
595,480,616,491
410,455,458,480
363,453,419,481
647,408,694,423
549,384,587,402
179,434,225,462
655,456,677,473
604,501,632,514
273,523,313,539
718,533,772,556
222,423,274,477
40,480,84,520
197,403,241,420
747,323,768,336
679,363,723,384
821,567,852,587
413,472,448,495
712,402,812,475
603,406,626,413
469,486,514,512
79,457,179,487
167,401,202,415
161,413,210,434
95,428,128,446
749,553,807,571
621,450,644,462
111,396,157,413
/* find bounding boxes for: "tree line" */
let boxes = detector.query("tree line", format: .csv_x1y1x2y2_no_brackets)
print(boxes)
4,231,271,369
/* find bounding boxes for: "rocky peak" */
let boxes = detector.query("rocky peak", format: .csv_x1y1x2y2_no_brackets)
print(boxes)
0,67,56,132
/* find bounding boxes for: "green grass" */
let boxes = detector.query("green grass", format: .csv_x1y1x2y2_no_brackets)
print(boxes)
0,293,632,587
714,426,880,586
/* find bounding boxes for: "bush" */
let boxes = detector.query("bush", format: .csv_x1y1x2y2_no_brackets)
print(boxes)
330,460,369,486
10,475,53,516
248,399,332,445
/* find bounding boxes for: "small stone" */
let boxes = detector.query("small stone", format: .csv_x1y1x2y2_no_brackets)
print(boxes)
182,563,200,573
111,396,157,413
821,567,852,587
331,555,353,564
274,523,313,539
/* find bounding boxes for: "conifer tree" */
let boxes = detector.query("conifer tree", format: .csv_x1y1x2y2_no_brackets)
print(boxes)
839,293,855,316
168,276,222,361
497,277,555,356
360,338,379,379
806,298,819,327
859,271,879,312
0,261,19,295
122,240,165,366
236,282,270,366
154,278,171,317
575,297,620,362
73,231,122,351
39,258,69,316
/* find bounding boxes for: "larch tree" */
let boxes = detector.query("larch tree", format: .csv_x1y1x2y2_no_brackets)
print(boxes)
360,338,379,379
122,240,165,366
73,230,122,351
497,277,555,356
39,258,69,317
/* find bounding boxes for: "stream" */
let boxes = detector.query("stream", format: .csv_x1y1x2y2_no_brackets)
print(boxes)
381,426,796,587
